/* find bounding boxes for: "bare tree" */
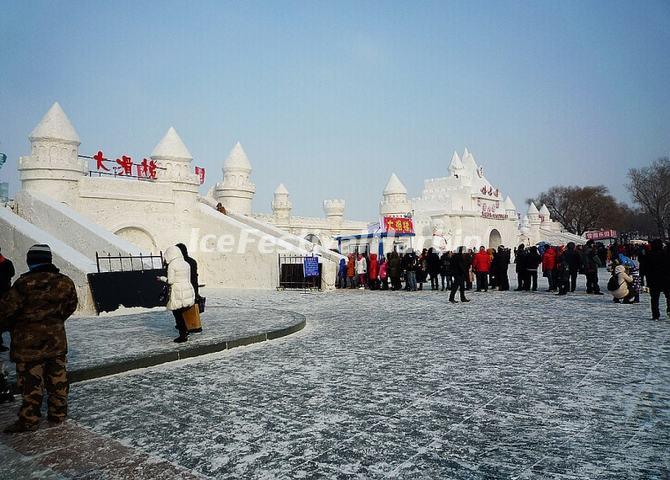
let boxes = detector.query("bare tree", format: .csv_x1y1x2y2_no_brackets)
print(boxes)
529,185,623,236
626,158,670,239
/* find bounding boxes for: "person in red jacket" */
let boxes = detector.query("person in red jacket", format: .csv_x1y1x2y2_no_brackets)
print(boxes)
368,254,379,290
542,246,557,292
473,246,492,292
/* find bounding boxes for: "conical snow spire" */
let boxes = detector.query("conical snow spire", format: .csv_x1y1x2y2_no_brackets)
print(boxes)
29,102,80,144
527,202,539,215
539,204,550,216
224,142,252,170
503,196,516,211
383,173,407,195
151,127,192,161
274,183,289,195
462,148,478,172
449,151,464,172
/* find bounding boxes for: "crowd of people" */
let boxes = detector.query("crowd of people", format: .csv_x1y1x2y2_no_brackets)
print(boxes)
336,239,663,311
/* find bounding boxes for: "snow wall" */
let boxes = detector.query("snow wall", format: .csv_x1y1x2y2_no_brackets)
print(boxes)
223,209,346,265
192,203,338,290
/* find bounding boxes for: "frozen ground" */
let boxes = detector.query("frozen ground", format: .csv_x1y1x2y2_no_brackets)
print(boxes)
1,271,669,479
0,306,304,380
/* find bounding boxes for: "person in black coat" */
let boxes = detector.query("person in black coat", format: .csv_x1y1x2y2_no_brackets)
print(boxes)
427,248,441,290
439,252,452,291
525,246,542,291
645,239,670,320
495,246,510,291
449,247,470,303
514,244,527,291
556,250,571,295
582,240,603,294
563,242,581,292
637,246,648,288
0,249,15,352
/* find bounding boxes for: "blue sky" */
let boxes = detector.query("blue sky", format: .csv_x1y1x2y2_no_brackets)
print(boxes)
1,0,668,220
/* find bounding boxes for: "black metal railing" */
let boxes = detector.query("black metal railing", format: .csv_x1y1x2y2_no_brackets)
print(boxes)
277,254,322,290
95,252,163,273
87,170,155,181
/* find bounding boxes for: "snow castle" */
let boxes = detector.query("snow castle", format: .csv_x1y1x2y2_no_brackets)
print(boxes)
1,103,343,313
377,149,584,252
1,103,584,312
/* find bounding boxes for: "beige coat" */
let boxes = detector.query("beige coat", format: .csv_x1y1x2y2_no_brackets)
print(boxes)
612,265,633,299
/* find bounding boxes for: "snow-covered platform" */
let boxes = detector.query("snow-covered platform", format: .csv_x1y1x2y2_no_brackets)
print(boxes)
1,280,669,479
1,305,306,383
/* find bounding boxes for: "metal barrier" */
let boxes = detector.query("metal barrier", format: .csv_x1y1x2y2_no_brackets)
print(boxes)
277,254,322,291
95,252,163,273
89,252,167,313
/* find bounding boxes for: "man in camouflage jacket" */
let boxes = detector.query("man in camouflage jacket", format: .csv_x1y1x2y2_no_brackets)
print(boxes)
0,244,78,433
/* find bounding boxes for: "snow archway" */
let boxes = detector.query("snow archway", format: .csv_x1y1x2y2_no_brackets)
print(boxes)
488,229,502,249
305,233,322,246
114,226,158,254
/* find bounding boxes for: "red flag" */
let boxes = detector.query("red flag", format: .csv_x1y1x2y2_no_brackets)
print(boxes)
195,166,205,185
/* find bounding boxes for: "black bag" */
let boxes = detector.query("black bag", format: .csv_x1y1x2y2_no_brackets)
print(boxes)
607,274,619,292
197,295,206,313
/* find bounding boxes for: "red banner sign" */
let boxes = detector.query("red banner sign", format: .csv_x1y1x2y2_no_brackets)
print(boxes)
87,150,158,180
383,216,414,234
585,230,617,240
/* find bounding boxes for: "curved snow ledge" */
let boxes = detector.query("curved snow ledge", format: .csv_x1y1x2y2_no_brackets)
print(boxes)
67,312,306,384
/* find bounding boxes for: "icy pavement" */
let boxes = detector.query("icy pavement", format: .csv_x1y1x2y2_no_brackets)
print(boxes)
0,306,304,381
1,272,669,479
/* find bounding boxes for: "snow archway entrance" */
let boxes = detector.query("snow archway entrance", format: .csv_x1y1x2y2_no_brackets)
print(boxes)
114,227,158,254
488,229,502,249
305,233,322,246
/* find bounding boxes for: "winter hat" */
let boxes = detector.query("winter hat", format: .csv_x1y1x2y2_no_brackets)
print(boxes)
26,244,52,267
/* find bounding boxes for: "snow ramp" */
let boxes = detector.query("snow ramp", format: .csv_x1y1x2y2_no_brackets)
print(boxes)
0,206,97,313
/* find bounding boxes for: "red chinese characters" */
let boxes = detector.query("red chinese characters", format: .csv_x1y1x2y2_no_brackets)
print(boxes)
383,216,414,234
115,155,133,175
93,151,109,171
137,158,157,180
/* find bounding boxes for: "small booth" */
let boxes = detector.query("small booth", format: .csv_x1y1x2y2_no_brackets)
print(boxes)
335,216,415,258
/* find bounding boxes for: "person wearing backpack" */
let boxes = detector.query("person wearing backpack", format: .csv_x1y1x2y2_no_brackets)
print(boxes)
556,249,571,295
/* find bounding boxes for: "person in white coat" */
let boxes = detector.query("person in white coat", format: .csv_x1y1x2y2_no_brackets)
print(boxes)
355,254,367,290
612,263,635,304
158,245,195,343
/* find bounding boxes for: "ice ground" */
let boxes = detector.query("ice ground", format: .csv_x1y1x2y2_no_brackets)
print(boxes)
1,271,669,479
0,307,304,382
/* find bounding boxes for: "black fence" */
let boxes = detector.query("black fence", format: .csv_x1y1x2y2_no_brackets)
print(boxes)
95,252,163,273
277,254,322,290
88,252,166,313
